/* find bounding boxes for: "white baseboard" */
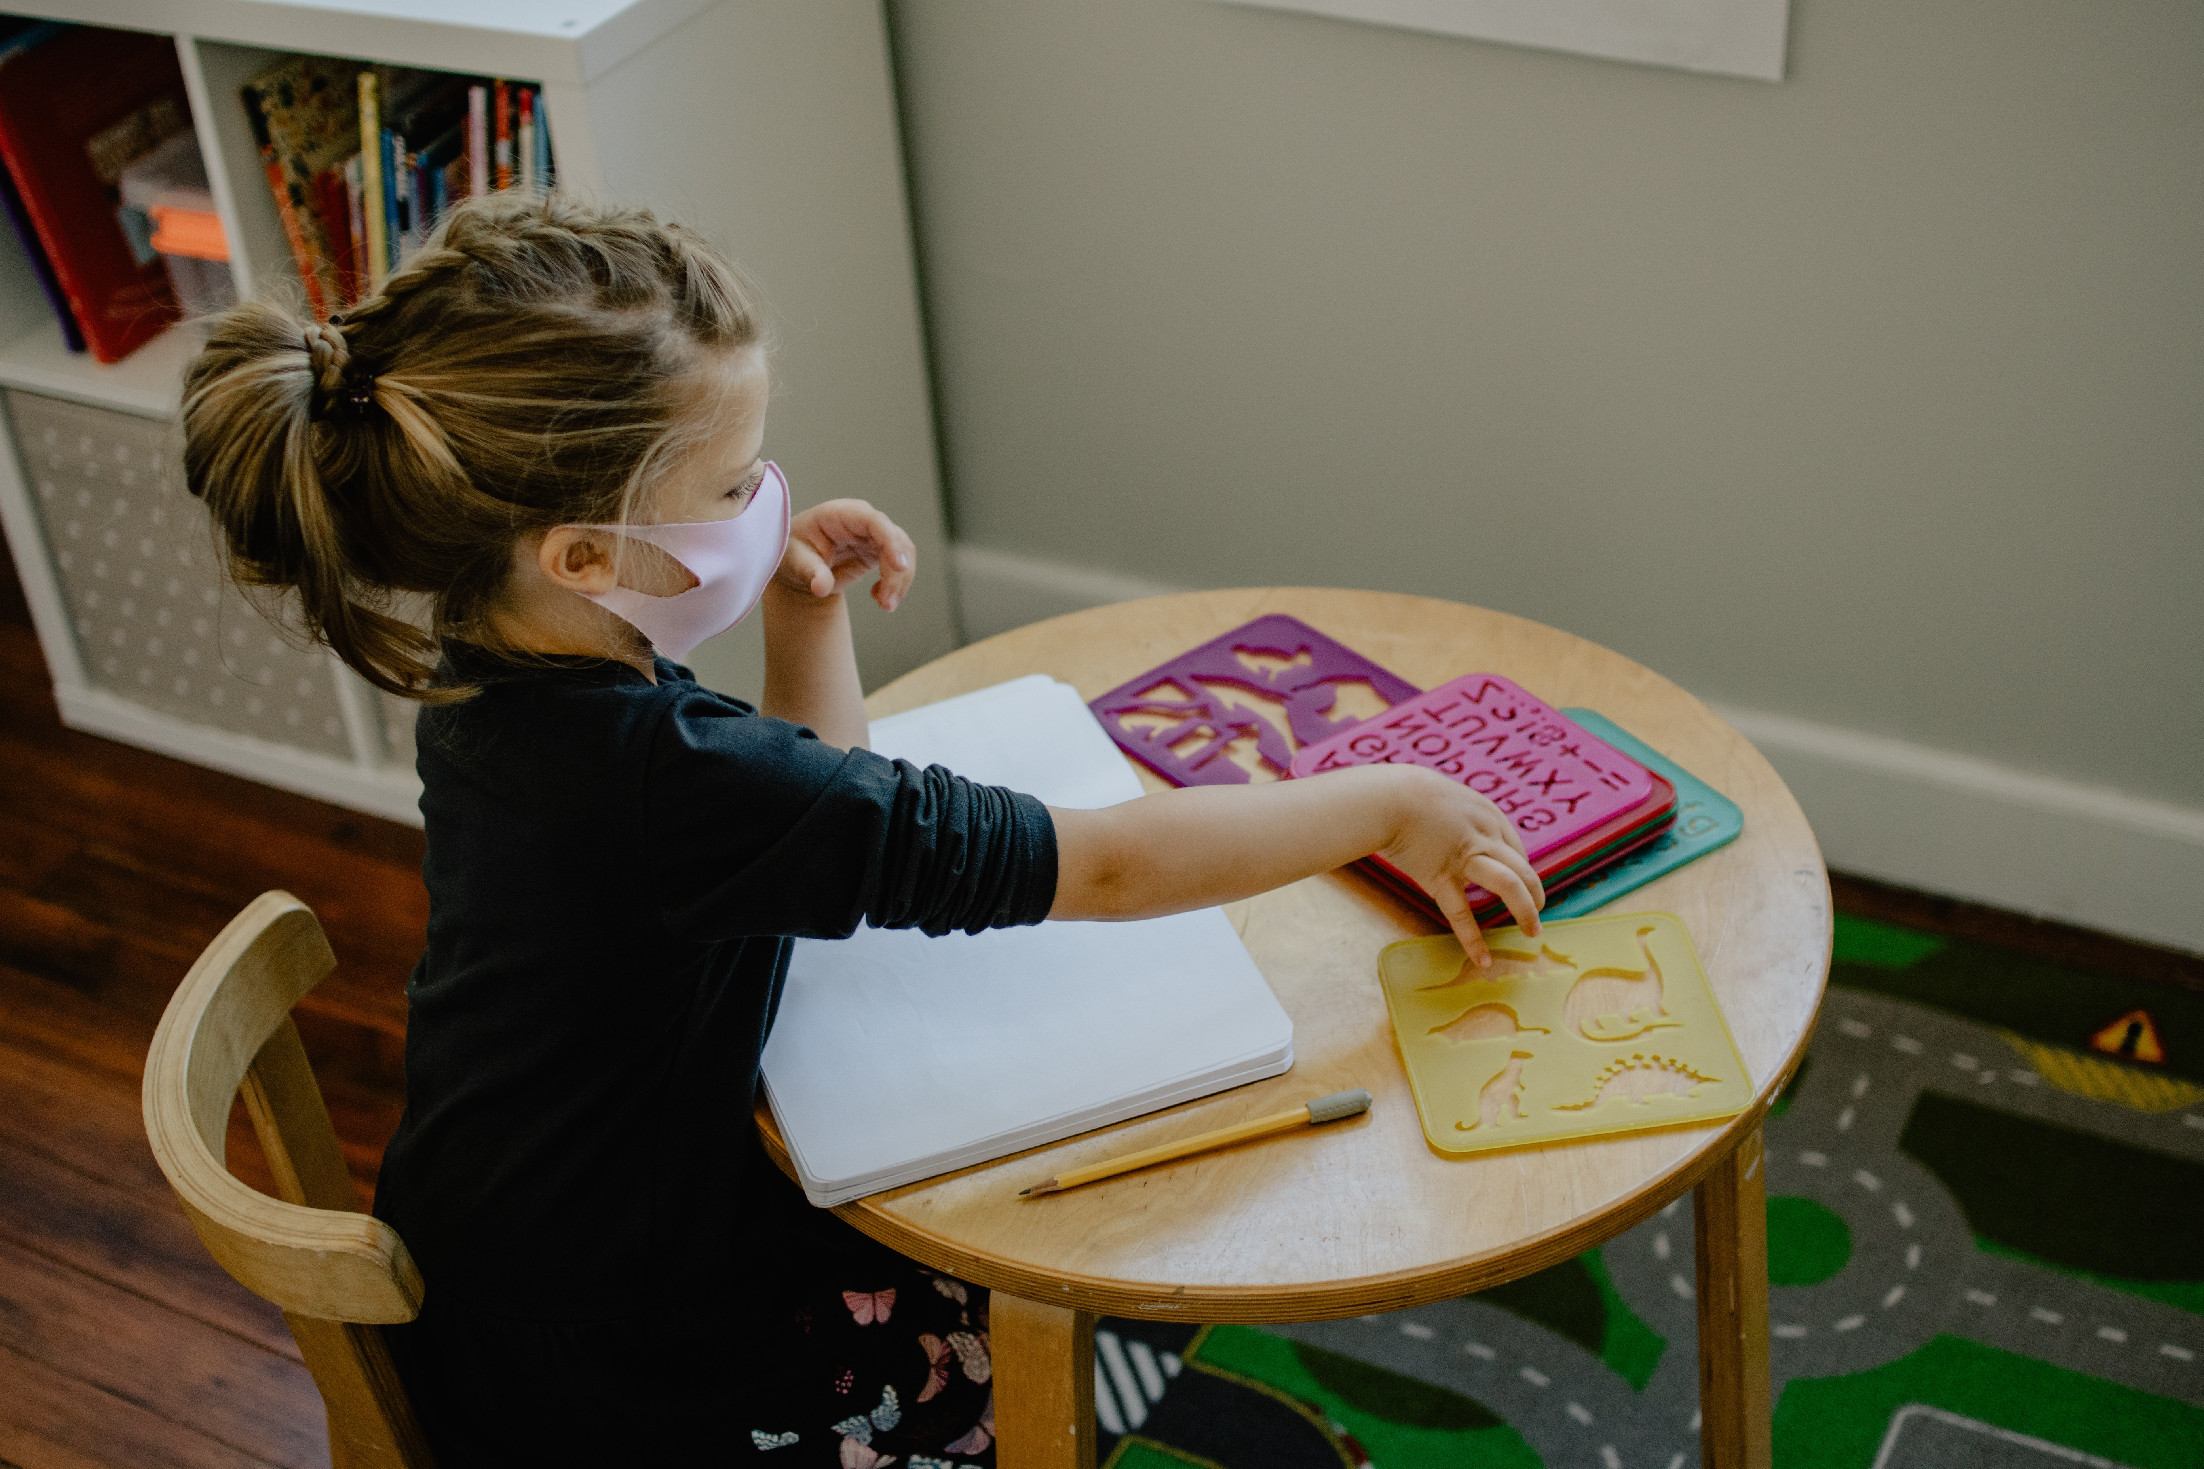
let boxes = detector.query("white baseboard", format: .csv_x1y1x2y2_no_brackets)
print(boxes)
57,685,426,828
951,543,2204,955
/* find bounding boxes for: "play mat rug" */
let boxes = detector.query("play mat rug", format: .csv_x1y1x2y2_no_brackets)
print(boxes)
1077,914,2204,1469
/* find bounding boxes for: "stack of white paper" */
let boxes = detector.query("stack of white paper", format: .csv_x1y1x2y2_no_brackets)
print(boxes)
761,675,1296,1206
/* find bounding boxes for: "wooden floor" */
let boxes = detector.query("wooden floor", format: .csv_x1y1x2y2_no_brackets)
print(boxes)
1,539,2198,1468
0,543,422,1469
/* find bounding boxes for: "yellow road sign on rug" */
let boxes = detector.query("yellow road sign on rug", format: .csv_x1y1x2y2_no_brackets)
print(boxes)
2088,1009,2165,1065
1378,912,1752,1157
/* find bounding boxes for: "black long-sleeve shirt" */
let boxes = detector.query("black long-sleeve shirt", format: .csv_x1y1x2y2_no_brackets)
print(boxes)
372,647,1058,1326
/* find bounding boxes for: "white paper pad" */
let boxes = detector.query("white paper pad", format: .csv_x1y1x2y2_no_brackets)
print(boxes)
761,675,1295,1205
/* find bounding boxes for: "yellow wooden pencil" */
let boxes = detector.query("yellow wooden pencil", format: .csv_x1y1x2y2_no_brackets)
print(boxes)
1020,1088,1372,1197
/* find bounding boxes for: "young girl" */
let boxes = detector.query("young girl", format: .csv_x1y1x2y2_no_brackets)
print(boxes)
182,192,1542,1466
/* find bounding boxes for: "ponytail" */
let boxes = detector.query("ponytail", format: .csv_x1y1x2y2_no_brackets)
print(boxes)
179,191,765,701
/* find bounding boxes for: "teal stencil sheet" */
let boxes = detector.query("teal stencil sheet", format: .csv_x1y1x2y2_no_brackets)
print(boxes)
1539,710,1744,920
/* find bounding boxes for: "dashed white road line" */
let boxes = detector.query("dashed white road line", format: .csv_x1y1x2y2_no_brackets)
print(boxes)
2030,1307,2065,1326
2183,1113,2204,1130
2161,1343,2195,1362
1892,1035,1923,1055
1836,1315,1866,1332
1892,1201,1915,1228
1400,1322,1435,1340
1851,1073,1872,1098
1853,1169,1883,1192
1774,1323,1808,1339
1653,1232,1671,1261
1952,1054,1978,1070
2010,1070,2040,1086
1966,1290,1998,1307
1883,1285,1906,1308
1669,1273,1695,1301
2098,1326,2128,1343
1800,1150,1828,1167
1906,1244,1922,1269
1566,1402,1594,1425
1838,1018,1872,1038
1837,1106,1856,1131
1519,1366,1550,1388
1599,1446,1621,1469
1463,1340,1496,1361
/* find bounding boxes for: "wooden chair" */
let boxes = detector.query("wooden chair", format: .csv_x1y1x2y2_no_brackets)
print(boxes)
143,890,436,1469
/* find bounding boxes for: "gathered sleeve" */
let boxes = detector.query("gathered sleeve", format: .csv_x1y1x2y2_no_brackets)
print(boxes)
641,688,1059,944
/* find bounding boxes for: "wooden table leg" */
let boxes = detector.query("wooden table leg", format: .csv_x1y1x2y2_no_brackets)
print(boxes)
990,1292,1097,1469
1694,1125,1773,1469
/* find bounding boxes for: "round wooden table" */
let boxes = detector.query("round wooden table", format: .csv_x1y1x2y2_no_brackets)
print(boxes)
757,588,1830,1469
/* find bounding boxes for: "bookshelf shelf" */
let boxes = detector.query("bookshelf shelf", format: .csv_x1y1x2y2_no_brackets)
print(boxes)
0,0,954,823
0,316,197,418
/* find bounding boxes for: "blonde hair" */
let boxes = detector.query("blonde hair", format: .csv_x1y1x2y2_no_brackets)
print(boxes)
181,190,764,702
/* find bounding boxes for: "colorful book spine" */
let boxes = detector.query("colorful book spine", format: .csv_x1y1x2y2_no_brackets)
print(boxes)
380,124,401,274
533,93,552,187
492,79,512,191
358,72,386,291
343,153,364,302
517,88,535,193
466,84,487,198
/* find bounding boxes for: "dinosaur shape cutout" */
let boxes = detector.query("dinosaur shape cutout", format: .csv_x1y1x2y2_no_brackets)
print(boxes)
1553,1052,1722,1111
1426,1002,1550,1045
1415,944,1578,995
1457,1051,1535,1131
1562,925,1680,1042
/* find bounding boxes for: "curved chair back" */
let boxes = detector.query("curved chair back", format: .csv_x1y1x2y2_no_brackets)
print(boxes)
143,890,435,1469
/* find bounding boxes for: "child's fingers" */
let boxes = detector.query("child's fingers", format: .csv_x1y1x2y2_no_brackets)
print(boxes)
1434,882,1491,967
1483,839,1546,913
777,535,837,598
871,522,917,612
1469,853,1543,937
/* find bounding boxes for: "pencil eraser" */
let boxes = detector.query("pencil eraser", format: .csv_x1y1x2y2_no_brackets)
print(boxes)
1307,1088,1373,1123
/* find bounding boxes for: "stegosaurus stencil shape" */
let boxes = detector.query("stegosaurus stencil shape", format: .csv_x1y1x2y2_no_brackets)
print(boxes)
1377,912,1752,1157
1553,1052,1723,1111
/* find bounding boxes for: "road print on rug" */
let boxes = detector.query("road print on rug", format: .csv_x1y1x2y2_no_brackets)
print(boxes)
1095,916,2204,1468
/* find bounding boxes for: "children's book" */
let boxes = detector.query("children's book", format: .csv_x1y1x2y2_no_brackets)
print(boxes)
1377,912,1751,1156
241,54,361,317
762,675,1295,1206
1539,711,1745,920
0,25,185,362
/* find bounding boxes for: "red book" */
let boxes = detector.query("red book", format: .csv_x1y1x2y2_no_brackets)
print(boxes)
492,79,512,191
0,26,186,362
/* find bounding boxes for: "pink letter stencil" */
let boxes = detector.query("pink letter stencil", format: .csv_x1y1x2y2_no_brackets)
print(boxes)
1289,673,1653,863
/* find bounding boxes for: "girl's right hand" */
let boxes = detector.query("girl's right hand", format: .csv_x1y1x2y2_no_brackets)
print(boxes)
1374,767,1546,964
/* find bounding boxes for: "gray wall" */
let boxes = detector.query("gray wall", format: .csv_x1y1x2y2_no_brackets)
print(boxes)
886,0,2203,808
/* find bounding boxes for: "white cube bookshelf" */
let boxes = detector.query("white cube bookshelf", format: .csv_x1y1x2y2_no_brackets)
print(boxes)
0,0,953,825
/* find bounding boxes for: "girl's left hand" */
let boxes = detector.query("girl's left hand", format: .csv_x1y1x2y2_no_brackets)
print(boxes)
777,499,917,612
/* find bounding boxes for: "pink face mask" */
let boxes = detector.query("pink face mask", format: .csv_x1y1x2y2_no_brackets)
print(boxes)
569,461,791,663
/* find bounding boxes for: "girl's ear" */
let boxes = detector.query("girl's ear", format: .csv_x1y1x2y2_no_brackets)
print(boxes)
538,526,619,594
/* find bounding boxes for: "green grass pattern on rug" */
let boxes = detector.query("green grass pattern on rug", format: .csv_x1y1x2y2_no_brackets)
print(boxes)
1773,1334,2204,1469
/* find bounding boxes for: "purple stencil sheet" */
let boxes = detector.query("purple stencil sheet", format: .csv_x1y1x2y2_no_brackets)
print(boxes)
1089,614,1421,787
